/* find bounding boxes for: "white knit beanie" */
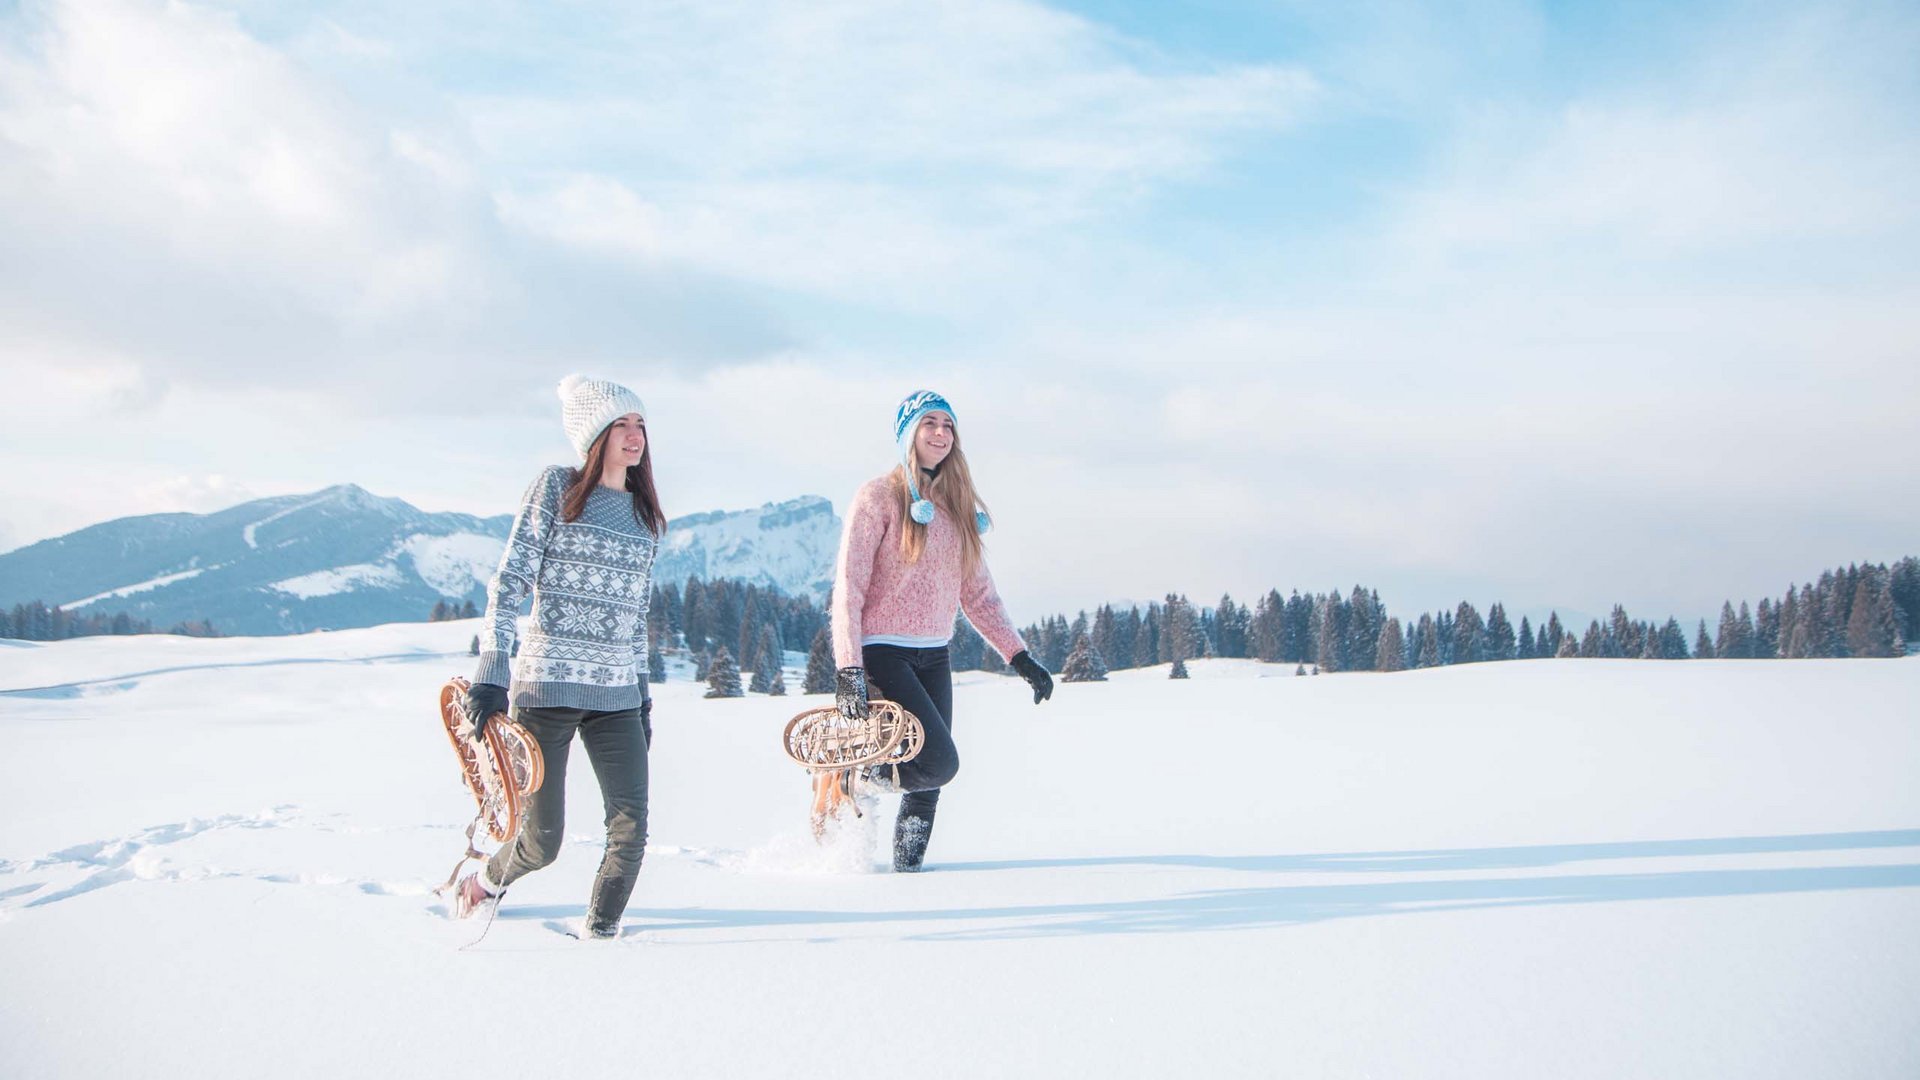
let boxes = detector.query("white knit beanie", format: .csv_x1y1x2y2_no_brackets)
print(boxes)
557,374,647,460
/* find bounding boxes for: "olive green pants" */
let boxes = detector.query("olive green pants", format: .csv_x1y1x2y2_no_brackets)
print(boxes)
486,704,649,933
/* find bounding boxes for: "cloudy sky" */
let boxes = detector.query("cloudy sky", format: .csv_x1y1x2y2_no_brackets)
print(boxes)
2,0,1915,627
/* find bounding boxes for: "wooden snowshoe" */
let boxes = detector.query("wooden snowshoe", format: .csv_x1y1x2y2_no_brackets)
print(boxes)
784,700,923,839
439,676,545,845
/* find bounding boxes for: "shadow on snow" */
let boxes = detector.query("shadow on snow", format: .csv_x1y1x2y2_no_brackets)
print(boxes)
498,828,1920,943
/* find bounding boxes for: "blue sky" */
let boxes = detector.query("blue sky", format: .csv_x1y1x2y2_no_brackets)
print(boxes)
1,0,1915,627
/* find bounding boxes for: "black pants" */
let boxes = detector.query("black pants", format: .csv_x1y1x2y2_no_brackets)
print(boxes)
863,644,954,869
486,703,649,932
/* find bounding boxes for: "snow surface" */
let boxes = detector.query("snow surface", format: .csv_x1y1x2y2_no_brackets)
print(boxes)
267,561,406,599
399,532,504,598
2,627,1917,1079
63,566,208,610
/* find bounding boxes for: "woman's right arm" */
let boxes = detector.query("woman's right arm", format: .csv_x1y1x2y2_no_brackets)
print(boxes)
473,467,567,688
830,482,886,671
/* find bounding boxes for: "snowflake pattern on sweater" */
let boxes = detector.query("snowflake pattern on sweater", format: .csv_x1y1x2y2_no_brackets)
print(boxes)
474,465,657,711
831,473,1025,669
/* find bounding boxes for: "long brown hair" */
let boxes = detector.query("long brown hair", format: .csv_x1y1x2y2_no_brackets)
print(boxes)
563,423,665,534
894,433,987,579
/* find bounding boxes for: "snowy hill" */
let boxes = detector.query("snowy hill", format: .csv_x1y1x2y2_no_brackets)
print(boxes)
2,628,1915,1079
0,487,841,635
651,494,840,598
0,485,510,636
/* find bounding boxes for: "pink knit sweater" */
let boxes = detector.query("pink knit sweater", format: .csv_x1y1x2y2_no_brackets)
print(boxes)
831,474,1027,669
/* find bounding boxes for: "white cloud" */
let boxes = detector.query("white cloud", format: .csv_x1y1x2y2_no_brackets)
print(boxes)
134,475,259,515
1383,5,1920,281
0,0,1914,631
471,0,1317,303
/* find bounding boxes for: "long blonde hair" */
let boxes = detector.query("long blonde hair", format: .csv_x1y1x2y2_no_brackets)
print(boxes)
893,438,988,579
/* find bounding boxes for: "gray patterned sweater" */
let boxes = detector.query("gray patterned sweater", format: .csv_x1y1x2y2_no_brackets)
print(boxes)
473,465,657,711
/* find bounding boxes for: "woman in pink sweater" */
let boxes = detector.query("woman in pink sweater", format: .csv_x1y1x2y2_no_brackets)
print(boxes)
830,390,1054,871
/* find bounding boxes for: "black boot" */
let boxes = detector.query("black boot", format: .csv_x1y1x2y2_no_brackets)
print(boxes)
893,811,934,873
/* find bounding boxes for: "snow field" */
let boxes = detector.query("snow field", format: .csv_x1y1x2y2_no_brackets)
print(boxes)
1,625,1916,1079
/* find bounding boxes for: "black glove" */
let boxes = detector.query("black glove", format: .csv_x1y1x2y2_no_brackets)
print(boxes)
640,695,654,747
464,682,509,739
1010,651,1053,705
836,666,870,720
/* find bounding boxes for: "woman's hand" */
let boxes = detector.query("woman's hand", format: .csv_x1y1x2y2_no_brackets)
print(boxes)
463,682,509,738
836,667,871,720
1010,651,1054,705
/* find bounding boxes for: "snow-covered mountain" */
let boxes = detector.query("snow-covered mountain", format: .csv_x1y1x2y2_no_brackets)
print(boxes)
652,495,840,599
0,486,840,636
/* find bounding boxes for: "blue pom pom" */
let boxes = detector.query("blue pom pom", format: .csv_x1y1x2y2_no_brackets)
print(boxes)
974,510,991,535
910,499,936,525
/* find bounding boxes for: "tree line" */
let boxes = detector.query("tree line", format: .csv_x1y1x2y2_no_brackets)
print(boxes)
12,556,1911,680
0,599,220,640
995,554,1917,683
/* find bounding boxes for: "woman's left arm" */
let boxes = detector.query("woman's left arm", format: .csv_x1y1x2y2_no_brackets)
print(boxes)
631,536,657,691
959,559,1027,664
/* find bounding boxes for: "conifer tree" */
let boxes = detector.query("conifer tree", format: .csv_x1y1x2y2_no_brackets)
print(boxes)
1890,556,1920,642
1283,591,1311,662
1091,606,1118,666
704,646,744,698
1659,618,1689,659
1607,605,1633,658
1755,598,1779,659
1061,632,1109,682
461,599,479,619
1376,618,1405,673
1555,632,1580,658
1415,613,1440,668
1113,607,1141,670
1580,621,1604,658
1452,602,1485,664
805,628,835,694
1313,596,1341,673
1169,657,1189,679
469,634,480,657
1343,587,1378,671
1518,617,1535,660
1138,604,1161,667
1777,587,1801,658
693,648,711,682
1161,596,1198,666
748,627,780,693
770,665,787,696
1251,591,1283,662
1695,621,1714,659
1715,601,1741,658
1818,574,1847,657
1484,603,1516,661
1846,573,1902,658
648,643,667,682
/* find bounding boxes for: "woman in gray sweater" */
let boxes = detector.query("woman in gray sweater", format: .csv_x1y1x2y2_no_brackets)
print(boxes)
451,375,663,939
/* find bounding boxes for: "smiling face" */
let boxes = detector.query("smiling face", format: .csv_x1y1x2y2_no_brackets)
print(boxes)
600,413,646,481
913,411,955,468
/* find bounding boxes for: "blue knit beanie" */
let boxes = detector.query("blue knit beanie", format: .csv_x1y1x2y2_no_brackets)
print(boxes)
892,390,989,534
